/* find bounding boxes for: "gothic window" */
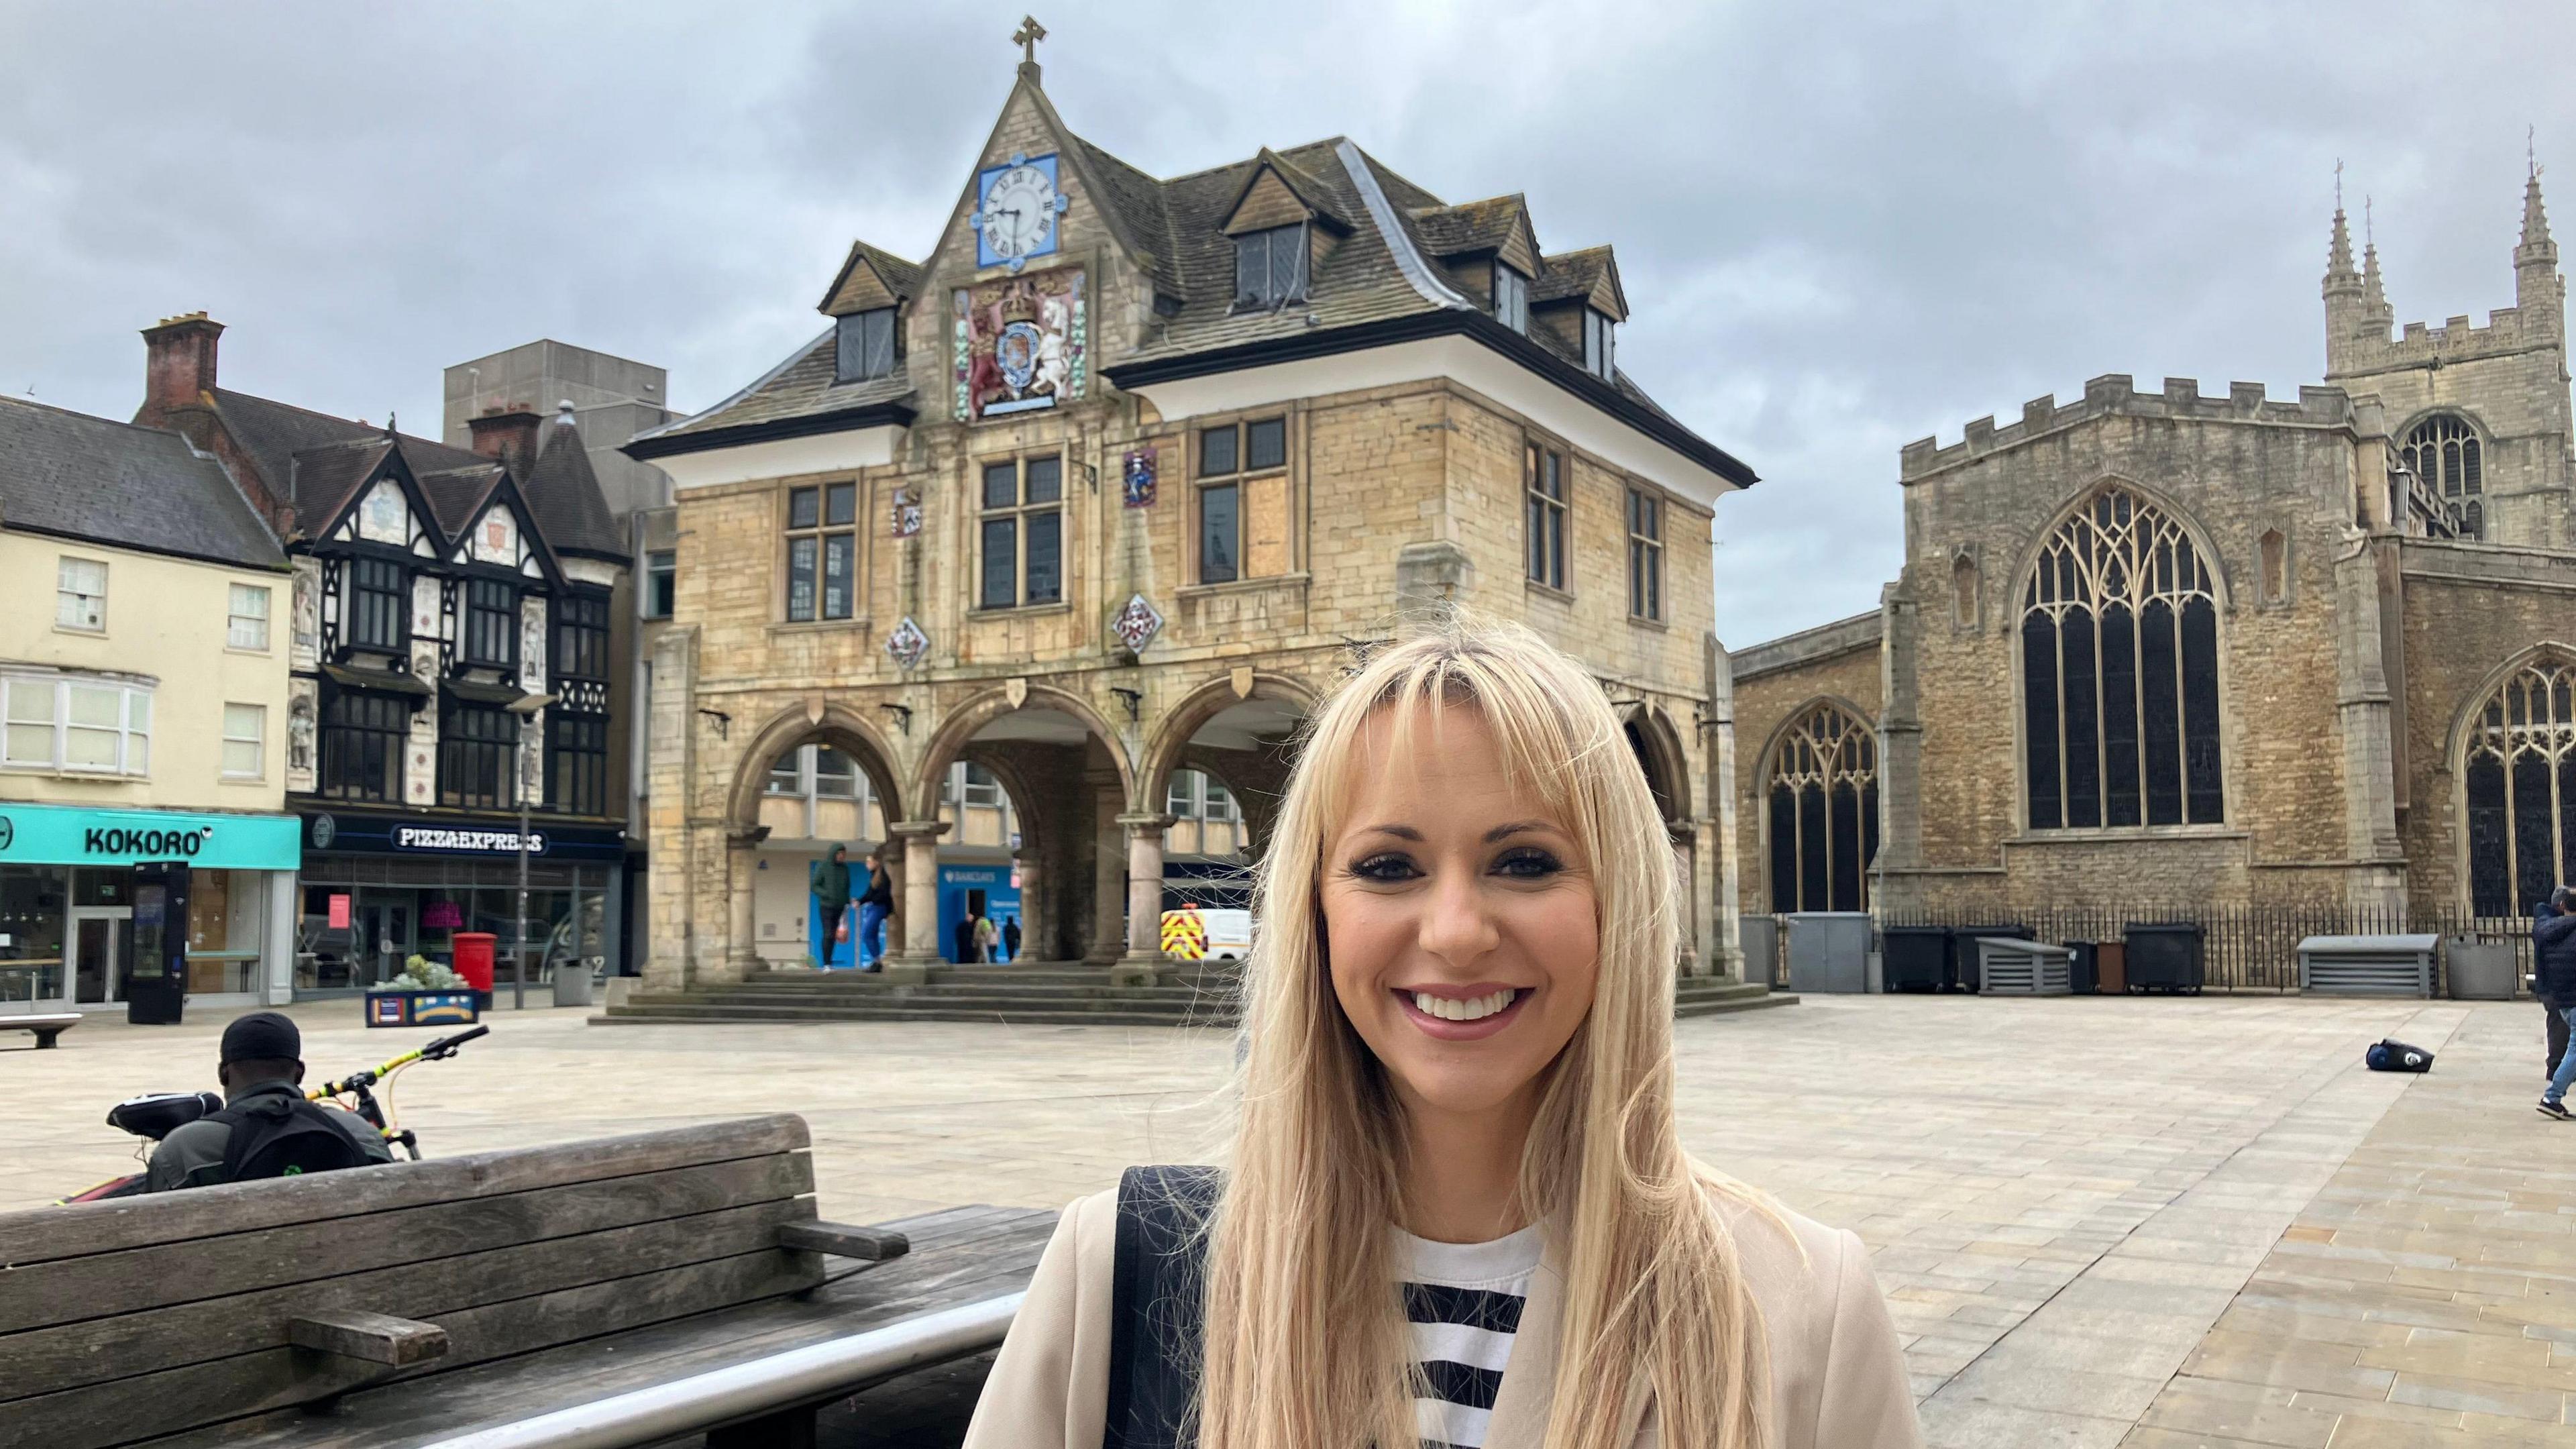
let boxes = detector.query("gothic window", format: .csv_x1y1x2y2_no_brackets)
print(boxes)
1766,704,1878,913
2402,415,2484,539
1950,551,1978,628
2022,486,2223,830
2463,655,2576,918
2259,530,2288,605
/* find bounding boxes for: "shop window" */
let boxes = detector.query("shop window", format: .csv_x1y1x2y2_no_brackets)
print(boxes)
1,674,151,776
349,557,406,651
440,702,519,809
0,866,69,1003
222,702,266,779
56,557,106,632
1626,488,1664,621
1525,442,1567,590
784,482,857,622
319,690,407,802
462,580,517,669
979,456,1062,608
644,550,676,619
555,594,610,681
549,711,609,816
1197,419,1286,586
227,583,272,651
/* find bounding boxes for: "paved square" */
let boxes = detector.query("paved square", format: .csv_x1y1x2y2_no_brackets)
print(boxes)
3,992,2549,1445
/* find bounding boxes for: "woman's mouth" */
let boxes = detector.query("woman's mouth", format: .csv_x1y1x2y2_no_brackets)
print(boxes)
1394,986,1532,1040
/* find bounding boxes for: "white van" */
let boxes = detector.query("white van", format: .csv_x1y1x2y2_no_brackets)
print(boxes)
1197,908,1256,962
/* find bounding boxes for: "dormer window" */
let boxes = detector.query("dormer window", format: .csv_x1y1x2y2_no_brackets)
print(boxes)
1582,309,1616,380
1234,224,1307,311
1492,262,1529,334
835,307,900,384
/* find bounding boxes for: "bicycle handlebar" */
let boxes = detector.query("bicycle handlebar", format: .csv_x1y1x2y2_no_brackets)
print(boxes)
311,1024,488,1101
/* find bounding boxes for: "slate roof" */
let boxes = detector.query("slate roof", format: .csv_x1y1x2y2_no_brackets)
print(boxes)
627,330,917,453
1532,246,1623,315
818,239,929,315
523,413,629,561
1408,195,1527,257
0,394,283,571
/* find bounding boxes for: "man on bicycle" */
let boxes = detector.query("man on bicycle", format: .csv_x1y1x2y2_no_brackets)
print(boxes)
146,1012,396,1191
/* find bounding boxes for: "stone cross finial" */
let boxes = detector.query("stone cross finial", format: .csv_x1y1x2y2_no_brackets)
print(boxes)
1014,15,1046,71
2334,158,2343,211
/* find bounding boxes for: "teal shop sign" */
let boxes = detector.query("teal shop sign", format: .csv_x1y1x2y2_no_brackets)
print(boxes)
0,804,301,871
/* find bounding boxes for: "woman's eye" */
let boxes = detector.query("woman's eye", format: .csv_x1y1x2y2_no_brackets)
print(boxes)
1493,848,1563,878
1349,853,1421,882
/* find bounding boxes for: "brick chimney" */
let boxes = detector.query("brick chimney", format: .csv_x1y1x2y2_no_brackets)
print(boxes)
468,406,543,476
139,312,223,424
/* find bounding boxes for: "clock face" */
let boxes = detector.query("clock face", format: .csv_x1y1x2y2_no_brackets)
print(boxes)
976,154,1067,271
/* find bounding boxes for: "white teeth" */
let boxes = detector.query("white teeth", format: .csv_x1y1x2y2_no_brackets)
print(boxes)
1411,989,1516,1022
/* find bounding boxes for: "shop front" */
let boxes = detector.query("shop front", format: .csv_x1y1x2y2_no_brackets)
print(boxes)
0,802,301,1012
294,809,625,998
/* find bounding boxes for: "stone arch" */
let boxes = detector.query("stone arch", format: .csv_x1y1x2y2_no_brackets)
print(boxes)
2003,474,2237,612
724,701,908,828
1754,696,1880,914
2444,641,2576,918
1616,700,1693,828
911,683,1136,813
1138,670,1325,815
2394,409,2491,537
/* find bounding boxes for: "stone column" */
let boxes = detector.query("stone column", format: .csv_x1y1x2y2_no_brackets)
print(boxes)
883,819,951,983
1114,813,1177,986
1871,583,1927,915
643,627,700,994
1672,819,1715,979
2332,525,2410,916
1085,778,1126,964
1705,635,1746,982
722,827,762,983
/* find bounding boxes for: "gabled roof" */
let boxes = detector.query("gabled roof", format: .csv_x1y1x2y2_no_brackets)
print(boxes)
1407,195,1531,258
1531,246,1627,321
205,388,508,539
1220,148,1354,235
816,240,928,318
0,394,284,572
521,411,628,561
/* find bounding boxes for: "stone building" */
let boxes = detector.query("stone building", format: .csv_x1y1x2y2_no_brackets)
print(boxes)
627,42,1756,989
1725,171,2573,934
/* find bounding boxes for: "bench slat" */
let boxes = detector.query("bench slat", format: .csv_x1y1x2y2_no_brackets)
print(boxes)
0,1113,809,1267
0,1197,813,1402
0,1150,812,1336
290,1309,449,1366
777,1220,908,1261
7,1248,819,1449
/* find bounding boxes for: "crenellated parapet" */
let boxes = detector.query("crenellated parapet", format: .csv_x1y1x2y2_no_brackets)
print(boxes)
2330,304,2556,380
1898,375,2352,482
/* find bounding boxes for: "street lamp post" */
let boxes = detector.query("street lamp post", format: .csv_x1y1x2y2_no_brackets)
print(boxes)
506,692,558,1010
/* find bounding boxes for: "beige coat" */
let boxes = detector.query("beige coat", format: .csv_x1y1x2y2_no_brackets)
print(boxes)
964,1187,1925,1449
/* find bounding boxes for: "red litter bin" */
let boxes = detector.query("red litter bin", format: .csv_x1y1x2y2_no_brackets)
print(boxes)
452,932,497,1005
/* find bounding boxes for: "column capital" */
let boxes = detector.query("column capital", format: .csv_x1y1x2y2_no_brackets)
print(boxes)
888,819,952,841
1117,812,1177,833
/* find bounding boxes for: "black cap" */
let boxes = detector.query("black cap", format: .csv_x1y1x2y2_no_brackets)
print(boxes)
220,1011,302,1065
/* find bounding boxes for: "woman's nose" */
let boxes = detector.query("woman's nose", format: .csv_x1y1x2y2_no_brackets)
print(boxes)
1417,865,1499,965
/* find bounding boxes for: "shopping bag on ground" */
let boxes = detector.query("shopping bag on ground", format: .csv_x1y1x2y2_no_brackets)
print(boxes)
2364,1038,2432,1073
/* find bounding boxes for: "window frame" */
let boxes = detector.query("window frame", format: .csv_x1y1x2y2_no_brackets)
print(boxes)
1625,486,1665,622
1193,417,1289,586
2401,413,2486,540
1581,308,1617,380
221,702,266,780
833,307,902,384
347,556,408,653
554,593,611,682
975,453,1065,610
783,482,861,623
547,710,610,816
437,700,520,810
1492,262,1530,334
461,578,519,671
318,688,407,803
1525,439,1569,592
227,583,272,652
1232,223,1309,312
1764,702,1880,914
1,673,153,777
643,549,676,620
56,556,107,633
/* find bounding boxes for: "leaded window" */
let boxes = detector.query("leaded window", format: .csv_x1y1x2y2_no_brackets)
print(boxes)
2402,415,2484,539
979,455,1063,608
1197,419,1285,586
555,594,610,681
462,579,517,669
1525,442,1566,589
1626,488,1662,621
1234,225,1307,311
549,712,610,816
2023,487,2224,830
320,690,406,802
784,482,857,623
438,702,517,809
835,307,900,383
2464,655,2576,918
1766,703,1877,913
350,557,406,651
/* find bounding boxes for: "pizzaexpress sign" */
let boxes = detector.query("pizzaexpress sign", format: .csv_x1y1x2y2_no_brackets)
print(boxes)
0,804,301,870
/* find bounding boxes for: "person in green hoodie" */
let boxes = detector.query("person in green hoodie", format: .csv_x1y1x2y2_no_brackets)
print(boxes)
808,844,852,969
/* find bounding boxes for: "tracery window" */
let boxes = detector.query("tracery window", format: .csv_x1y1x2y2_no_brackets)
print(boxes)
2463,655,2576,918
2022,487,2223,830
2402,415,2484,540
1766,703,1877,913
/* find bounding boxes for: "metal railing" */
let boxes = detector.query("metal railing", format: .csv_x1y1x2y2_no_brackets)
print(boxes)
418,1293,1022,1449
1874,902,2538,994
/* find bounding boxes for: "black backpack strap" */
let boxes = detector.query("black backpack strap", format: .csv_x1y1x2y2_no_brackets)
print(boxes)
1103,1164,1223,1449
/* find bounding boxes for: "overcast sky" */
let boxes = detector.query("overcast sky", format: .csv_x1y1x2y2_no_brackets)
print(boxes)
3,1,2569,644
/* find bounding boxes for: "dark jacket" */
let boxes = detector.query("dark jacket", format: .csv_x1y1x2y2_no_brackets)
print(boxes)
144,1080,396,1191
860,865,894,909
810,855,852,906
2537,907,2576,1009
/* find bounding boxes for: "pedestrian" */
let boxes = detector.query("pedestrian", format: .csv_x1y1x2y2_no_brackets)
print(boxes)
963,623,1919,1449
1002,914,1022,962
953,914,977,966
2536,887,2576,1118
807,844,852,970
857,849,894,971
973,911,999,964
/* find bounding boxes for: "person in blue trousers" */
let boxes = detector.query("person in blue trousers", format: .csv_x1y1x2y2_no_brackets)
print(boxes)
2535,887,2576,1118
856,849,894,971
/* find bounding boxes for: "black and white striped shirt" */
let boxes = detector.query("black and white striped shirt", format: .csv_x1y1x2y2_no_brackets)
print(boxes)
1396,1222,1543,1449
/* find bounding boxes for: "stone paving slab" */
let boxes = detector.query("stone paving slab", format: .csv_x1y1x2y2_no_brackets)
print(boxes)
0,993,2539,1446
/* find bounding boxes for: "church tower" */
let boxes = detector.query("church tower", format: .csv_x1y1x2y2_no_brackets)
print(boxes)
2324,167,2573,549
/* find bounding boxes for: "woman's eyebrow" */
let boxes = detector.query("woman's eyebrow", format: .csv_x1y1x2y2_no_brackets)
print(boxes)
1483,820,1557,843
1356,823,1426,841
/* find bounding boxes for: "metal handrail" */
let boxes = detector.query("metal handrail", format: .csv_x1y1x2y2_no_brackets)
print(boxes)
418,1292,1023,1449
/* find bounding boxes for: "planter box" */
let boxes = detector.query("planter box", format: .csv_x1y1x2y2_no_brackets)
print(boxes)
365,990,481,1028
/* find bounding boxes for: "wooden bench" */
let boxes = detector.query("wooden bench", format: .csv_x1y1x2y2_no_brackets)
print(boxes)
3,1010,81,1047
0,1113,1056,1448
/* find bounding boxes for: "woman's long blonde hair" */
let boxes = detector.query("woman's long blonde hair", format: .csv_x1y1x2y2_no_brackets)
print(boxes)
1195,622,1774,1449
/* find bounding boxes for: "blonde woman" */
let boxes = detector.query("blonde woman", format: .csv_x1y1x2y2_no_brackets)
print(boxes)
966,625,1920,1449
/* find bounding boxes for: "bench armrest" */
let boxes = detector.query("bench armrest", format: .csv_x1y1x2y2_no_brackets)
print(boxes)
777,1220,911,1262
290,1309,451,1366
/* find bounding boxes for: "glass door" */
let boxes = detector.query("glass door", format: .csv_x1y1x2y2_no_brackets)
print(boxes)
72,912,125,1004
356,894,413,987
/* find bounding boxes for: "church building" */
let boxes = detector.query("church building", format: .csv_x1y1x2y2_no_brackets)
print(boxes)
1725,169,2573,960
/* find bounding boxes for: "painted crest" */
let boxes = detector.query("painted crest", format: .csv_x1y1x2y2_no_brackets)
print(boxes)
953,268,1084,422
1111,594,1164,655
890,486,922,538
885,616,930,670
1122,448,1157,508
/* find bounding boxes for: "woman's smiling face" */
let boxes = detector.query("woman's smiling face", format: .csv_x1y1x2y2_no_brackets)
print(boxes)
1320,701,1601,1122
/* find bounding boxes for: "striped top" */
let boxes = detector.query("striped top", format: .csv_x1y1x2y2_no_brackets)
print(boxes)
1396,1221,1544,1449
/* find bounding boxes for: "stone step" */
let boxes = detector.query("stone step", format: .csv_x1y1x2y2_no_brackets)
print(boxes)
594,1002,1239,1029
625,989,1231,1012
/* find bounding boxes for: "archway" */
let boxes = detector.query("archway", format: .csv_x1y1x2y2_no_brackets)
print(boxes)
1140,676,1318,953
725,704,908,970
1619,702,1703,967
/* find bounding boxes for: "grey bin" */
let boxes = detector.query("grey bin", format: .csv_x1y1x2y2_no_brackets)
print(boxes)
551,964,595,1008
1978,938,2072,996
2445,937,2517,1000
2297,934,2438,998
1782,912,1872,994
1739,915,1780,989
